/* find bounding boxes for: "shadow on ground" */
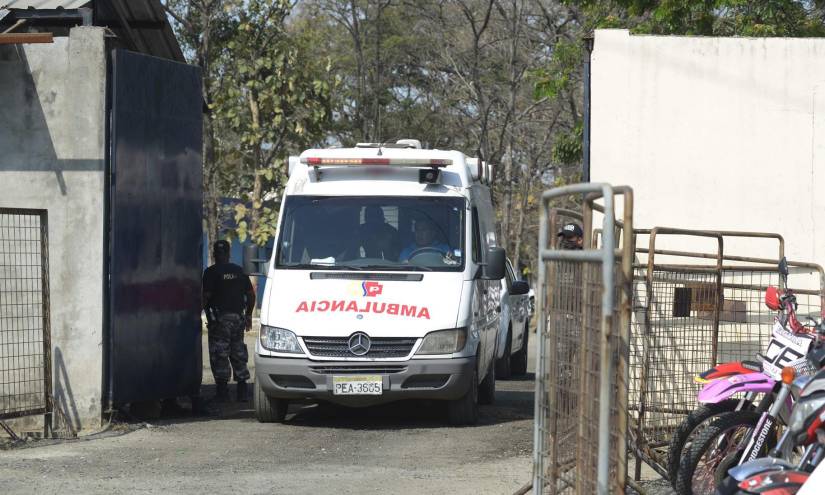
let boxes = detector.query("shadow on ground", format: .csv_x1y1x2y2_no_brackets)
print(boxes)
140,375,535,431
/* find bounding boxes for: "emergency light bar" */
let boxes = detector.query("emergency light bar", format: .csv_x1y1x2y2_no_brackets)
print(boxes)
301,157,451,167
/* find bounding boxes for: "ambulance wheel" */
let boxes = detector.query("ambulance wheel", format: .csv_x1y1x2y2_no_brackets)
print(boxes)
254,380,287,423
495,328,512,379
478,359,496,405
511,324,529,376
448,363,479,426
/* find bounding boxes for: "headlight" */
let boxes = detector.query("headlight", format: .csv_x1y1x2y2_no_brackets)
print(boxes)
789,392,825,438
260,326,303,354
416,328,467,355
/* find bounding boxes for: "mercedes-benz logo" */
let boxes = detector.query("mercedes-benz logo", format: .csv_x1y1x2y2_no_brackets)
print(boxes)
348,332,371,356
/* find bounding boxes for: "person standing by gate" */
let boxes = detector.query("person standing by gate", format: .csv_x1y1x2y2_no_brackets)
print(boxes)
557,222,584,250
203,240,256,402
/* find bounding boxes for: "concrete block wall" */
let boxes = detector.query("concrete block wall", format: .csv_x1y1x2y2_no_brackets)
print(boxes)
0,27,107,433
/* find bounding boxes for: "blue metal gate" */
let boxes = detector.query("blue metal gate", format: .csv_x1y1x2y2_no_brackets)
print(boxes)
107,49,203,405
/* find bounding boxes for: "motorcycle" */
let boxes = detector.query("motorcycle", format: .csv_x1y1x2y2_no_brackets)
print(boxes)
716,360,825,494
670,270,817,491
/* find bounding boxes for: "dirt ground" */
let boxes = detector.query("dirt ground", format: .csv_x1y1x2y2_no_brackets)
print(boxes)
1,330,674,494
1,333,536,494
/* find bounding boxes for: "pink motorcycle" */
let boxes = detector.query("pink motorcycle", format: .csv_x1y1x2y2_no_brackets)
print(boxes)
667,280,815,489
673,260,824,494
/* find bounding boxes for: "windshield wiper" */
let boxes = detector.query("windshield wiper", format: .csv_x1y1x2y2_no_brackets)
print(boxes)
278,263,319,269
278,263,360,270
330,264,364,271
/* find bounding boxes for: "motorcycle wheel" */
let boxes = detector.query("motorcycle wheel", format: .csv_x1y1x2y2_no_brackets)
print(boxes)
676,410,761,495
666,399,745,489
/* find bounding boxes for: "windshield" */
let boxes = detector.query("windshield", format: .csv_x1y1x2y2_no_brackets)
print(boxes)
276,195,466,271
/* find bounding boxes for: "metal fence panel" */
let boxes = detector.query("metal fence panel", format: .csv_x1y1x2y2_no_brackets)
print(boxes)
627,230,825,478
533,184,633,495
0,208,51,437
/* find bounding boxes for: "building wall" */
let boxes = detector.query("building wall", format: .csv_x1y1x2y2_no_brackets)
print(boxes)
0,27,106,432
591,29,825,262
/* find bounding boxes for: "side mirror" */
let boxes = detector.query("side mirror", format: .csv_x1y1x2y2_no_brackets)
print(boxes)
482,247,505,280
511,280,529,296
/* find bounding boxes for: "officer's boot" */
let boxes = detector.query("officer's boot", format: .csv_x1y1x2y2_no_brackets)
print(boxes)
215,381,230,402
236,380,249,402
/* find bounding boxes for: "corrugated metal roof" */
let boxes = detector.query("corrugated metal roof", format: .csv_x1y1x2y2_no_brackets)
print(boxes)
96,0,185,62
1,1,90,8
1,0,184,63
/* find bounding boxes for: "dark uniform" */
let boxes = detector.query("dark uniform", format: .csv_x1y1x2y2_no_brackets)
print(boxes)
203,242,254,399
551,223,585,423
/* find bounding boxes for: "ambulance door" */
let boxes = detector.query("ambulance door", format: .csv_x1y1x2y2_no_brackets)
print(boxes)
471,188,501,376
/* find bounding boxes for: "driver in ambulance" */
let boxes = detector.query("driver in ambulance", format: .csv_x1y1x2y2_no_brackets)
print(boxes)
399,218,451,261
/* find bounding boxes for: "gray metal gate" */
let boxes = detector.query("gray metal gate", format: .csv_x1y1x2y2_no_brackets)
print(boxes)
627,229,825,478
0,208,51,439
533,184,634,494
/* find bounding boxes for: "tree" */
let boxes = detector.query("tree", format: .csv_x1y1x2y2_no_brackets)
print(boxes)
566,0,825,36
214,0,334,247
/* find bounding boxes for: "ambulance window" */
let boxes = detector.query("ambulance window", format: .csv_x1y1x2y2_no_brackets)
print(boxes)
471,207,481,263
277,195,465,271
359,206,399,229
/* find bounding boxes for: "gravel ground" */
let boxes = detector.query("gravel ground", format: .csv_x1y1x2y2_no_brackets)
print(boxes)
1,333,535,494
2,331,674,494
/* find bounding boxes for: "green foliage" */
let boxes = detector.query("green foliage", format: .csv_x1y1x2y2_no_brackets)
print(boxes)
567,0,825,36
211,0,333,245
552,122,584,166
533,41,583,101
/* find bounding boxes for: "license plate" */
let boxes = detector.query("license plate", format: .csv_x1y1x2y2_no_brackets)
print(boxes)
332,375,383,395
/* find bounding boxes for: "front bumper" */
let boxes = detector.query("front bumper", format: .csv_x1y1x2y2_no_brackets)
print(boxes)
254,354,475,406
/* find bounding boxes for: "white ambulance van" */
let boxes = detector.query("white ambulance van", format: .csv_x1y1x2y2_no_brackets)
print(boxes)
254,140,505,425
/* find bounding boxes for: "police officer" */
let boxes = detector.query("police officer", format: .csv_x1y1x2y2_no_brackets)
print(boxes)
203,240,256,402
557,222,584,250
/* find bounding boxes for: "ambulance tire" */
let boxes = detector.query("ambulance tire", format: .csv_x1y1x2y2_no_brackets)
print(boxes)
495,328,512,379
511,323,529,376
448,362,479,426
254,380,288,423
478,358,496,405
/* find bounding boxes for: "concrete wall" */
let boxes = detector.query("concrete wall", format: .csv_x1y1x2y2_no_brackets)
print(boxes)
0,27,106,433
591,29,825,263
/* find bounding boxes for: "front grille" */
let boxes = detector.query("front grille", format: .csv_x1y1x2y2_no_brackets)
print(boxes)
303,336,417,358
310,365,407,375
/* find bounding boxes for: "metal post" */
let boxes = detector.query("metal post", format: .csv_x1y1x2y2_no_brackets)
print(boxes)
40,212,52,437
532,196,549,494
582,36,594,183
596,189,616,495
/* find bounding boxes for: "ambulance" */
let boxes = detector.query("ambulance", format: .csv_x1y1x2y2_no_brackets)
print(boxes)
254,140,505,425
